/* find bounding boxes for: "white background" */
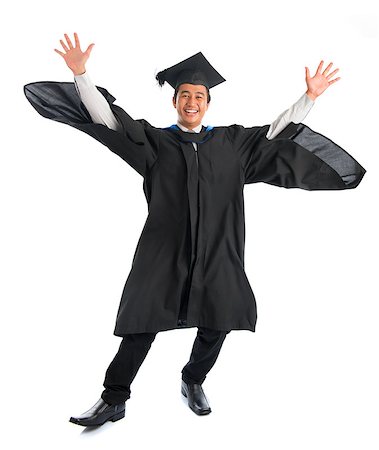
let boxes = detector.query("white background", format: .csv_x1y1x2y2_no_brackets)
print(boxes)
1,0,378,448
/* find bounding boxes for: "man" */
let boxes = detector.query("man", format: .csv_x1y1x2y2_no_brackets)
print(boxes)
24,32,366,427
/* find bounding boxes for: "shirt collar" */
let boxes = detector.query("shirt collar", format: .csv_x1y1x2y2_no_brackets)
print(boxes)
176,122,203,133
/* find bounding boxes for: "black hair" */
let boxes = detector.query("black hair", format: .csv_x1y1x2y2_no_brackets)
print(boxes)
173,85,211,104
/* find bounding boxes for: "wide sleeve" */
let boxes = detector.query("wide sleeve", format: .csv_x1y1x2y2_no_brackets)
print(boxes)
231,122,366,190
23,80,158,178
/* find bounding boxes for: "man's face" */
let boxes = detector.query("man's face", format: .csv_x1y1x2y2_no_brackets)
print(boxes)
172,83,209,130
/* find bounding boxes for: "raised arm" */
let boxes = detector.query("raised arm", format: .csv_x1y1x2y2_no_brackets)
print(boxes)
266,92,314,140
232,61,365,190
54,32,120,131
74,71,121,131
24,32,158,178
266,60,341,140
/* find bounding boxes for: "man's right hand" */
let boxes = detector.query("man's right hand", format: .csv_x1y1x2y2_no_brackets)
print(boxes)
54,32,95,76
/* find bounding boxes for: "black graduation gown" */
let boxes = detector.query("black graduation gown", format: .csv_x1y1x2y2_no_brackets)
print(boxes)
24,81,366,335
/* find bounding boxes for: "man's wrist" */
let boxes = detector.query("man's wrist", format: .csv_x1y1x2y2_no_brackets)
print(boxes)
306,90,317,101
73,68,86,76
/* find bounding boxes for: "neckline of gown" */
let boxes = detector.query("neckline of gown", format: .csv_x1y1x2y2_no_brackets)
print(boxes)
164,124,215,144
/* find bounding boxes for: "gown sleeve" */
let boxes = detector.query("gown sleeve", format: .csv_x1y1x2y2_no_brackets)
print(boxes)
23,80,158,178
232,120,366,190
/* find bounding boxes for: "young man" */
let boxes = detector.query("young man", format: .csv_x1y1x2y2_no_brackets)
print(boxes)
24,32,366,427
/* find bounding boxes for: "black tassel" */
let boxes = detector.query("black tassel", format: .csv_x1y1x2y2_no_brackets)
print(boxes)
155,69,167,87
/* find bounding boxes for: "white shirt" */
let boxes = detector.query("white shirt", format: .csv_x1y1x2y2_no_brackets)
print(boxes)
74,71,315,147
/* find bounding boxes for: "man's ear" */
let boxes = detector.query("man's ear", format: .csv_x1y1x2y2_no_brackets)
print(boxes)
172,96,177,108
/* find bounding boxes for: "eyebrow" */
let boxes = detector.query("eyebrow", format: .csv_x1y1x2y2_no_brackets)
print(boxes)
180,90,205,96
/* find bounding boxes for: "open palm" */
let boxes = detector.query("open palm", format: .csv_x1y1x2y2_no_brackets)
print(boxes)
305,60,340,99
54,32,95,75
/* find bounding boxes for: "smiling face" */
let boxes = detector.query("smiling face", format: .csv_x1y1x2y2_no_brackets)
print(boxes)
172,83,209,130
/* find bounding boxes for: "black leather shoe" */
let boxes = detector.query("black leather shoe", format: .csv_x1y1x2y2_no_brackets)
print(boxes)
69,398,125,427
181,380,212,415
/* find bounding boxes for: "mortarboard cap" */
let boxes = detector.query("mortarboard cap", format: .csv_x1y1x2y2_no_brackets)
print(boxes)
156,52,226,90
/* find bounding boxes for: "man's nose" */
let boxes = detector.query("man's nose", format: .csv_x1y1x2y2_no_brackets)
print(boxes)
187,96,197,106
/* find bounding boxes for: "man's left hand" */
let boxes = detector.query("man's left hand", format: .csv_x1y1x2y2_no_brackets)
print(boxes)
305,60,340,101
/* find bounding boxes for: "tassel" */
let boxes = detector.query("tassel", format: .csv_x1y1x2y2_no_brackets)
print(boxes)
155,69,167,87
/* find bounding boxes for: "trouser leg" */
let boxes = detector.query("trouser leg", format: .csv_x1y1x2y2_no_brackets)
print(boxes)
181,327,230,385
101,332,157,405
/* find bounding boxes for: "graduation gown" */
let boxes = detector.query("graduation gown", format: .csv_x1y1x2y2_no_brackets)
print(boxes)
24,81,366,335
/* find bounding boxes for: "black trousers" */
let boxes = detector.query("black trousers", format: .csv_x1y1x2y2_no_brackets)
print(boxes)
101,327,230,405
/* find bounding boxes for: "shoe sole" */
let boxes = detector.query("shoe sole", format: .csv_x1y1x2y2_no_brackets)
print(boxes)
181,386,212,415
69,409,125,427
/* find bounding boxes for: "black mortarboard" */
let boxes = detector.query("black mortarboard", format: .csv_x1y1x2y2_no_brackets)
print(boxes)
155,52,226,90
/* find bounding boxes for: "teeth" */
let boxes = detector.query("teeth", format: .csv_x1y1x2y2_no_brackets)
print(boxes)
185,110,198,113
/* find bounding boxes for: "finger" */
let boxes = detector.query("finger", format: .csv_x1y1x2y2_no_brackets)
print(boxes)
60,39,69,52
85,43,95,55
326,68,339,79
54,48,65,57
322,62,333,76
328,77,341,85
305,66,310,78
74,32,81,48
316,60,324,74
64,33,74,49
